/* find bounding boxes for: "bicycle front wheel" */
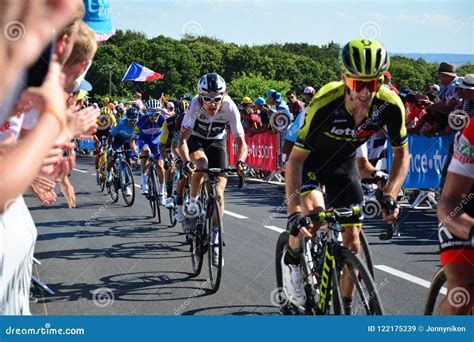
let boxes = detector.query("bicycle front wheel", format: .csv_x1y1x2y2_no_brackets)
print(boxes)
109,168,119,203
359,229,374,279
208,199,223,293
120,162,135,207
334,251,384,315
424,267,446,315
168,196,177,227
98,157,106,192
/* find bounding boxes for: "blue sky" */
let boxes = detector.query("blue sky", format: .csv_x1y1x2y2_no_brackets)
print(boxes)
111,0,473,54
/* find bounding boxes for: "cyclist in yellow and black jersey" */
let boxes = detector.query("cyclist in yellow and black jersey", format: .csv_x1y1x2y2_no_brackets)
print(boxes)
94,106,117,180
283,39,409,310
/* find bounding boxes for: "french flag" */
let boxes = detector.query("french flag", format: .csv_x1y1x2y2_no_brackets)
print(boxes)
122,62,165,82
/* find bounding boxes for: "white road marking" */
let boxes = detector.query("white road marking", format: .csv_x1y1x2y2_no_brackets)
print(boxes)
224,210,248,219
375,265,447,295
264,225,286,234
73,168,88,173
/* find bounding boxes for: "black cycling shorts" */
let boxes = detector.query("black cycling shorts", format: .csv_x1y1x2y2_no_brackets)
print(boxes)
301,154,363,226
187,135,227,170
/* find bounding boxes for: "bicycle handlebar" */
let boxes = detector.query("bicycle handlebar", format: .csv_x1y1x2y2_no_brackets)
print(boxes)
306,206,361,223
195,167,246,188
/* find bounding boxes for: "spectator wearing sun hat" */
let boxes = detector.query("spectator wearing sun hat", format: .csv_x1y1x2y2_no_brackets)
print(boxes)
83,0,115,42
437,62,458,103
423,62,460,134
248,96,271,136
265,89,293,122
455,74,474,118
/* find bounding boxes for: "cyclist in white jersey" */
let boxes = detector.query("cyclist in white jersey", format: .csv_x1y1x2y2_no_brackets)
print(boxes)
178,73,248,257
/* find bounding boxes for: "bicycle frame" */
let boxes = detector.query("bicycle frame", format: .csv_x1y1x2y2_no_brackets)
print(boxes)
300,208,355,315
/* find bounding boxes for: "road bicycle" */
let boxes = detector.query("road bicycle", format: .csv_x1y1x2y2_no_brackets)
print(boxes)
184,167,244,293
275,206,384,315
142,154,163,223
108,149,135,206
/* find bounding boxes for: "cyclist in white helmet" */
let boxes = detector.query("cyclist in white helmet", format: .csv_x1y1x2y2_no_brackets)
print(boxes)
178,73,248,264
303,86,316,105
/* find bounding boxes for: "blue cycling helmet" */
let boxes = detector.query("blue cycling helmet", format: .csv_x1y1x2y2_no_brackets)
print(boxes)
125,107,140,120
255,97,266,106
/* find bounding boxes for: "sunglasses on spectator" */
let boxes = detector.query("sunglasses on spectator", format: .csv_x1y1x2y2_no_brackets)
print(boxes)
287,95,295,100
344,76,383,93
201,95,223,104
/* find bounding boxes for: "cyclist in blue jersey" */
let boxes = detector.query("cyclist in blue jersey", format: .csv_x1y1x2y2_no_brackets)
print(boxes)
108,107,140,197
131,99,168,203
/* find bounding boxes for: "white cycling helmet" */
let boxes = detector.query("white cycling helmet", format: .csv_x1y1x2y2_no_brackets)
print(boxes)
303,86,316,95
145,98,161,112
198,73,226,94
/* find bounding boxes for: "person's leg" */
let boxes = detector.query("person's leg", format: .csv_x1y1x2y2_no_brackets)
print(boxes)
59,174,76,208
214,175,227,225
189,150,207,199
437,262,474,315
139,142,150,194
324,162,364,313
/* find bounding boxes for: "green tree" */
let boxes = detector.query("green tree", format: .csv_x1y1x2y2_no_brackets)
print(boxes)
228,73,291,101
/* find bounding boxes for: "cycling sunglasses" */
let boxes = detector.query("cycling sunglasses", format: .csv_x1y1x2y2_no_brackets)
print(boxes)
201,95,223,104
344,76,383,93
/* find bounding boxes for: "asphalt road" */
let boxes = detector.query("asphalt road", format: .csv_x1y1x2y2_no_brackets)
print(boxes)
29,156,442,316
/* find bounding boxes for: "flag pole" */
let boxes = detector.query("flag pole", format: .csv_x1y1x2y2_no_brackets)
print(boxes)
121,63,134,82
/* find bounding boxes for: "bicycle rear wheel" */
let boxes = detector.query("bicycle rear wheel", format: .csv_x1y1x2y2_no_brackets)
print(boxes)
120,162,135,207
274,231,294,314
335,250,384,315
208,199,223,293
424,267,446,315
148,169,161,223
190,218,204,277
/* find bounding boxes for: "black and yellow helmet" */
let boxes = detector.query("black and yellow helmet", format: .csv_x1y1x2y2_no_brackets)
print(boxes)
100,106,112,116
339,39,389,79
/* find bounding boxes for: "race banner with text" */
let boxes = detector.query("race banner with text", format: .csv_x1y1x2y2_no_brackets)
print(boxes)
228,132,279,171
387,134,454,189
